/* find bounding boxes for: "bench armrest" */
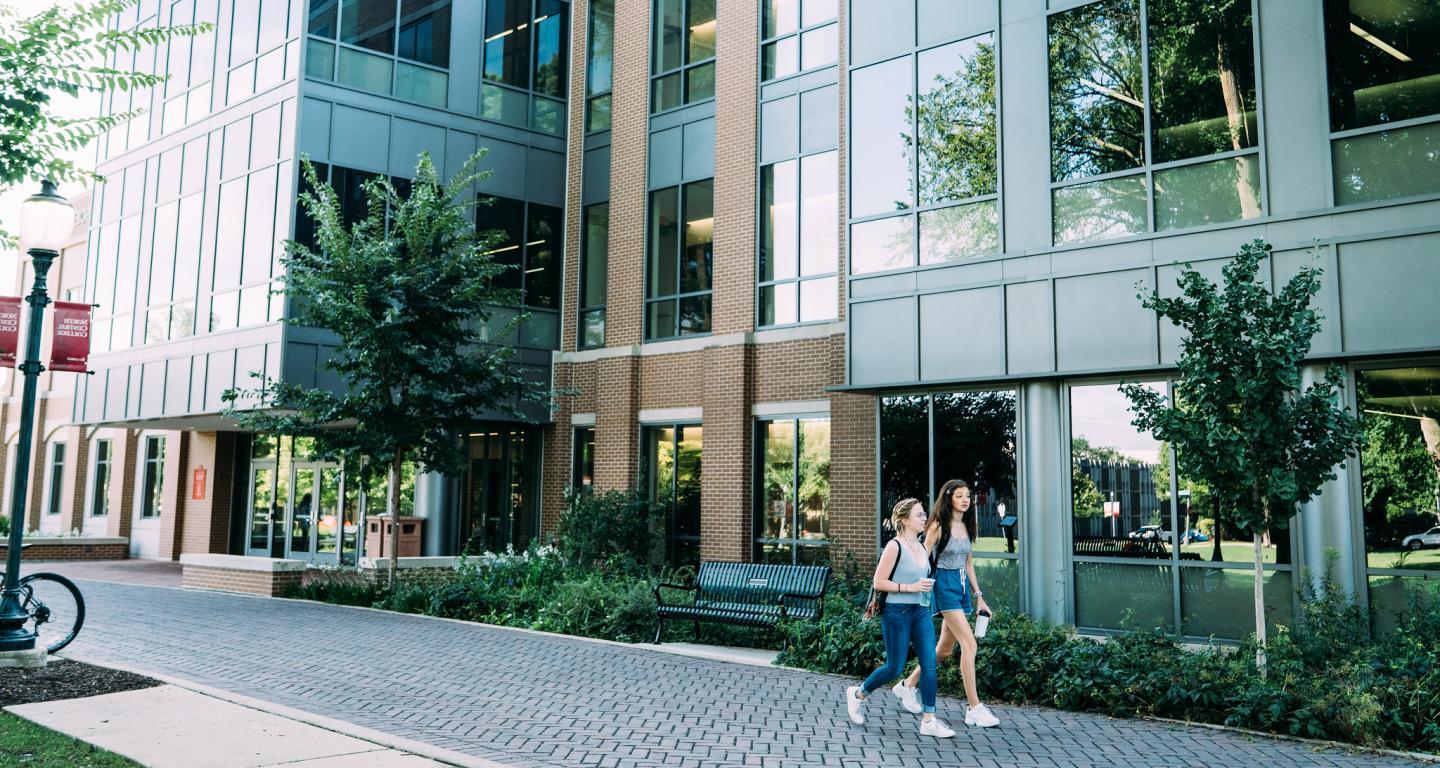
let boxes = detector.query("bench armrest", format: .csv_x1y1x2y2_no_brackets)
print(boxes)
778,588,828,620
653,582,696,607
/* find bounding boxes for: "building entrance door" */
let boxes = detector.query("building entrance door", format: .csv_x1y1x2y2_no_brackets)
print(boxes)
287,463,343,563
460,429,541,555
246,443,364,564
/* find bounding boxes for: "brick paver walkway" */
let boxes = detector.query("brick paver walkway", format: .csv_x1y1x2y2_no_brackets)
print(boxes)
59,580,1424,768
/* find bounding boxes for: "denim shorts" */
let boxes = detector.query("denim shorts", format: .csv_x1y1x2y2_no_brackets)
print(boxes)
932,567,972,616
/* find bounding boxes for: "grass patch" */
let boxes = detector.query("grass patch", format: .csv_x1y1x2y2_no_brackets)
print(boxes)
0,711,139,767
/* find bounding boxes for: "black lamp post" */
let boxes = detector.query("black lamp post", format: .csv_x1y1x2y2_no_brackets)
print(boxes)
0,180,72,653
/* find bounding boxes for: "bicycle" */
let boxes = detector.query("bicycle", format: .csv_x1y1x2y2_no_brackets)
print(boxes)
0,545,86,654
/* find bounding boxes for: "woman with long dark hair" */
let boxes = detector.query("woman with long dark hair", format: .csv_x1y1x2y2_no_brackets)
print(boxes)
894,478,1000,728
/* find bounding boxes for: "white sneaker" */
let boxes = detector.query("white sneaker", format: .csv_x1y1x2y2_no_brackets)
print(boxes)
844,686,866,725
919,717,955,738
891,681,922,714
965,703,1000,728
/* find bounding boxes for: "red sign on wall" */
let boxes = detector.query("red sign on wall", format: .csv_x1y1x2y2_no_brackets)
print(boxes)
0,297,21,367
48,301,92,373
192,467,207,500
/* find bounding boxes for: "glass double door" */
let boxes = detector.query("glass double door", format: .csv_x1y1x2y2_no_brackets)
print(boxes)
460,429,541,555
247,461,362,564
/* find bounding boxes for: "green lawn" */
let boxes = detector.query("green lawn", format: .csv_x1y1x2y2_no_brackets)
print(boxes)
0,712,138,767
1367,547,1440,571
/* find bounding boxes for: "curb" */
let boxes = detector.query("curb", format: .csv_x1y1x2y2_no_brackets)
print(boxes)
52,654,510,768
1141,715,1439,765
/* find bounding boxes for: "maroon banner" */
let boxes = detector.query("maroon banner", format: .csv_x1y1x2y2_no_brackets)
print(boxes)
49,301,93,373
0,297,20,368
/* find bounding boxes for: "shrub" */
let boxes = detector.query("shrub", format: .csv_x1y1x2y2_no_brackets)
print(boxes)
0,513,8,537
554,487,655,568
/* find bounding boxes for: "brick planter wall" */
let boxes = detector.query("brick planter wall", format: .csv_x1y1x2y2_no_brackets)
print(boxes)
180,554,306,597
0,538,129,561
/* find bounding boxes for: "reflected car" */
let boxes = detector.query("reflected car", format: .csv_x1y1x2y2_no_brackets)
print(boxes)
1180,528,1209,544
1128,524,1172,543
1402,526,1440,551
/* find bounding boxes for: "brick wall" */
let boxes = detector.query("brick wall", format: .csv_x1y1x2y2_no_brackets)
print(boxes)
182,566,302,597
177,432,237,556
0,540,128,561
60,426,91,533
711,0,758,335
105,430,140,540
158,431,189,561
699,343,752,562
604,0,649,347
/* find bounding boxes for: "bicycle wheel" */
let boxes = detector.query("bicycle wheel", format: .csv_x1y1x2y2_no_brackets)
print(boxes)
18,572,85,654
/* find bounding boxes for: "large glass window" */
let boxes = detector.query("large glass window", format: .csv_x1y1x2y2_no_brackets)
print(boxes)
91,439,112,517
1357,366,1440,635
580,203,608,348
586,0,614,132
1324,1,1440,204
651,0,716,112
760,151,838,326
45,443,67,517
878,390,1019,607
140,436,166,519
645,424,702,568
1049,0,1260,244
761,0,837,81
756,418,830,564
572,427,595,490
476,195,562,310
482,0,569,134
1069,382,1294,639
850,30,998,275
308,0,451,108
646,180,713,340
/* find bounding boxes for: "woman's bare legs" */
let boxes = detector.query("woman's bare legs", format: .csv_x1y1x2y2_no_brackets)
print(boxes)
901,611,979,708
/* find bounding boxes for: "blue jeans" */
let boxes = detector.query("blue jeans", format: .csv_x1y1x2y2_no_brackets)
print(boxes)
861,603,937,713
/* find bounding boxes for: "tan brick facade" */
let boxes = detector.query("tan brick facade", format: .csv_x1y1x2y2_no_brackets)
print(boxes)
544,2,872,567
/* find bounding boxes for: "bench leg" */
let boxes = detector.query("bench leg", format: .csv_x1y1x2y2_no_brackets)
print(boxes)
693,621,700,642
654,617,664,645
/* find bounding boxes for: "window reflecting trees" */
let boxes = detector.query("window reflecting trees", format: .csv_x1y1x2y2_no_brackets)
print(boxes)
1049,0,1260,243
756,418,831,564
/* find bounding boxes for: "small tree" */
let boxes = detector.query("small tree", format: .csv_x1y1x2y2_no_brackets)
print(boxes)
1120,240,1363,672
0,0,208,244
224,151,543,583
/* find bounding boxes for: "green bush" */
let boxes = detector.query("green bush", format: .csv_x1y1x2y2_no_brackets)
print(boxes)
554,487,655,569
0,513,8,537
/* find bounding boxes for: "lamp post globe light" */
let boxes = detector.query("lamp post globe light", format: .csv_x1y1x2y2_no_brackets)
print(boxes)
0,180,72,653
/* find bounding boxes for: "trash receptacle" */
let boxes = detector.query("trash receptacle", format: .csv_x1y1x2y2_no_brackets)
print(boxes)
365,516,423,558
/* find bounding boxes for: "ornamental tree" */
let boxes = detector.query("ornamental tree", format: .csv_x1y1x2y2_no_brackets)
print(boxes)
1121,240,1363,672
224,151,544,582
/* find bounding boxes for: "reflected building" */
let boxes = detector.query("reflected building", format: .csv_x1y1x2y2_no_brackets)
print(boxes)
7,0,1440,640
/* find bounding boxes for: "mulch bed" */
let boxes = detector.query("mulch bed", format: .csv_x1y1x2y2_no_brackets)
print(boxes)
1,660,161,708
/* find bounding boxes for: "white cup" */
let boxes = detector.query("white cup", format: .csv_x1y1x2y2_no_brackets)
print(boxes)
974,610,991,638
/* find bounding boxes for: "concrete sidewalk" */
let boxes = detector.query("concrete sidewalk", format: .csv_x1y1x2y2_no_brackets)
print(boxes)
6,684,469,768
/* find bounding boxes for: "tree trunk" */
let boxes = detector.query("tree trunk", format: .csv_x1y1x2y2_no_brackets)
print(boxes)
1211,497,1224,562
389,453,403,588
1215,30,1260,218
1253,530,1267,677
1419,417,1440,524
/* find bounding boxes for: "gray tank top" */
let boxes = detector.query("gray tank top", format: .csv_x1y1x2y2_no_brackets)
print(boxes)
935,531,972,571
887,540,930,604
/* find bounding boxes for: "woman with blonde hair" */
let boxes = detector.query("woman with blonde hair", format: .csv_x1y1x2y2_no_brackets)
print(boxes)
894,478,1000,728
843,498,955,738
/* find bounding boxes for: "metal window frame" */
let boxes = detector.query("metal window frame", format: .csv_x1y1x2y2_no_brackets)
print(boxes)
644,180,716,341
649,0,719,114
1044,0,1270,246
845,15,1005,279
753,414,833,564
756,150,842,329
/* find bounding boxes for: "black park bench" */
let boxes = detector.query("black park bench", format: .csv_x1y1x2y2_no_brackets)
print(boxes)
653,561,831,649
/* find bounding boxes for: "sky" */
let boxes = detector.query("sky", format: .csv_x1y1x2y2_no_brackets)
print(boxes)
1,0,101,295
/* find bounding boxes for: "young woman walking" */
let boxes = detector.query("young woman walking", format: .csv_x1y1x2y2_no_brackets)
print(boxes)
844,498,955,738
894,479,1001,728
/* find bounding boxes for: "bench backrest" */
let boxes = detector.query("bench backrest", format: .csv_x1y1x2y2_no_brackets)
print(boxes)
694,562,830,607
